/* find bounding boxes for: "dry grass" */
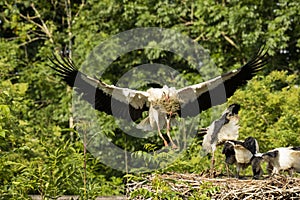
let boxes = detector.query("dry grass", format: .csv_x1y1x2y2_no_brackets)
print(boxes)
126,172,300,199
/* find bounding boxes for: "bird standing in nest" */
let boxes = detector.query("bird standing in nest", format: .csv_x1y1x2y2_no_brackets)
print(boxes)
202,103,241,175
49,48,267,148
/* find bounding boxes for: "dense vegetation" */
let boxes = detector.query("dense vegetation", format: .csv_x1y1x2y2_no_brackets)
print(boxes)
0,0,299,199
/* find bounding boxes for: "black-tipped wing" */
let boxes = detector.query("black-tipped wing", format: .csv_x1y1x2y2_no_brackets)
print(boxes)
50,47,267,121
49,55,149,122
178,47,268,117
243,137,259,154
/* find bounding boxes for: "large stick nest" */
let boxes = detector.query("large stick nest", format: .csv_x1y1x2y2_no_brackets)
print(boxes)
126,172,300,199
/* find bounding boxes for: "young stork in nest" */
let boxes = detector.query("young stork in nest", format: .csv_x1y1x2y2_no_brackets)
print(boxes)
222,137,262,179
202,103,240,174
49,48,267,148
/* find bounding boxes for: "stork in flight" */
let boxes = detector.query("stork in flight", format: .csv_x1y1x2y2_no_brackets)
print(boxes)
49,48,268,148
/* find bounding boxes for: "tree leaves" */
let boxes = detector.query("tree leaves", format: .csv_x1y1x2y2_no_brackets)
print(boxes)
229,71,300,151
0,0,300,197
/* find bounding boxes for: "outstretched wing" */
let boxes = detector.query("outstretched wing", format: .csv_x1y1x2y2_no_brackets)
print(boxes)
178,47,268,117
49,55,149,122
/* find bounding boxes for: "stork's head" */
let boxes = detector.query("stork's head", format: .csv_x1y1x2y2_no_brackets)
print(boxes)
222,141,236,165
227,103,240,116
147,85,173,101
223,104,240,123
161,85,177,99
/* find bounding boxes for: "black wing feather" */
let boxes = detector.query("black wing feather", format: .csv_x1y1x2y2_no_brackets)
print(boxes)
291,147,300,151
49,55,146,121
243,137,259,154
210,112,228,143
181,47,268,117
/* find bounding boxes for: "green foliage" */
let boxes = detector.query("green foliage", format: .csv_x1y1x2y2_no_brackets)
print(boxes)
0,0,300,198
229,71,300,151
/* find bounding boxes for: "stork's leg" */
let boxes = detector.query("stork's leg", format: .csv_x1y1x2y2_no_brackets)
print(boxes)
236,165,240,179
210,151,215,177
288,169,294,177
225,163,230,178
165,117,177,149
157,126,168,147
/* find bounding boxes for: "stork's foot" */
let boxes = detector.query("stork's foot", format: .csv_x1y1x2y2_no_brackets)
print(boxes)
162,140,178,149
235,174,241,179
163,142,178,149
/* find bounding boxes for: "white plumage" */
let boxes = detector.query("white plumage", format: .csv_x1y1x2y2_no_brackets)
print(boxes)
233,144,254,164
50,48,267,148
202,103,240,174
223,137,262,179
202,111,240,154
262,147,300,176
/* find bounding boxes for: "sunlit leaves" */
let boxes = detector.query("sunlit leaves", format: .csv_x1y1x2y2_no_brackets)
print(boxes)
1,0,300,197
229,71,300,151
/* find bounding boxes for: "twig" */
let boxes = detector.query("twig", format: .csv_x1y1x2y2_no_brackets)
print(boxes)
18,3,53,43
126,172,300,199
31,3,54,43
221,32,240,50
74,0,85,20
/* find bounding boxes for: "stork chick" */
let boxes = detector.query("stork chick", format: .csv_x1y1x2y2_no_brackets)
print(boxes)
222,137,263,179
261,147,300,177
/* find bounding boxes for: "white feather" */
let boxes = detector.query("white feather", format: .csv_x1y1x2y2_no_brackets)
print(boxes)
217,116,239,143
234,144,253,164
273,147,300,172
85,76,150,109
202,113,239,154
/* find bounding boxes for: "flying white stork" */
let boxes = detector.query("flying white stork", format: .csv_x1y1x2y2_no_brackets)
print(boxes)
202,103,240,174
49,48,268,148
